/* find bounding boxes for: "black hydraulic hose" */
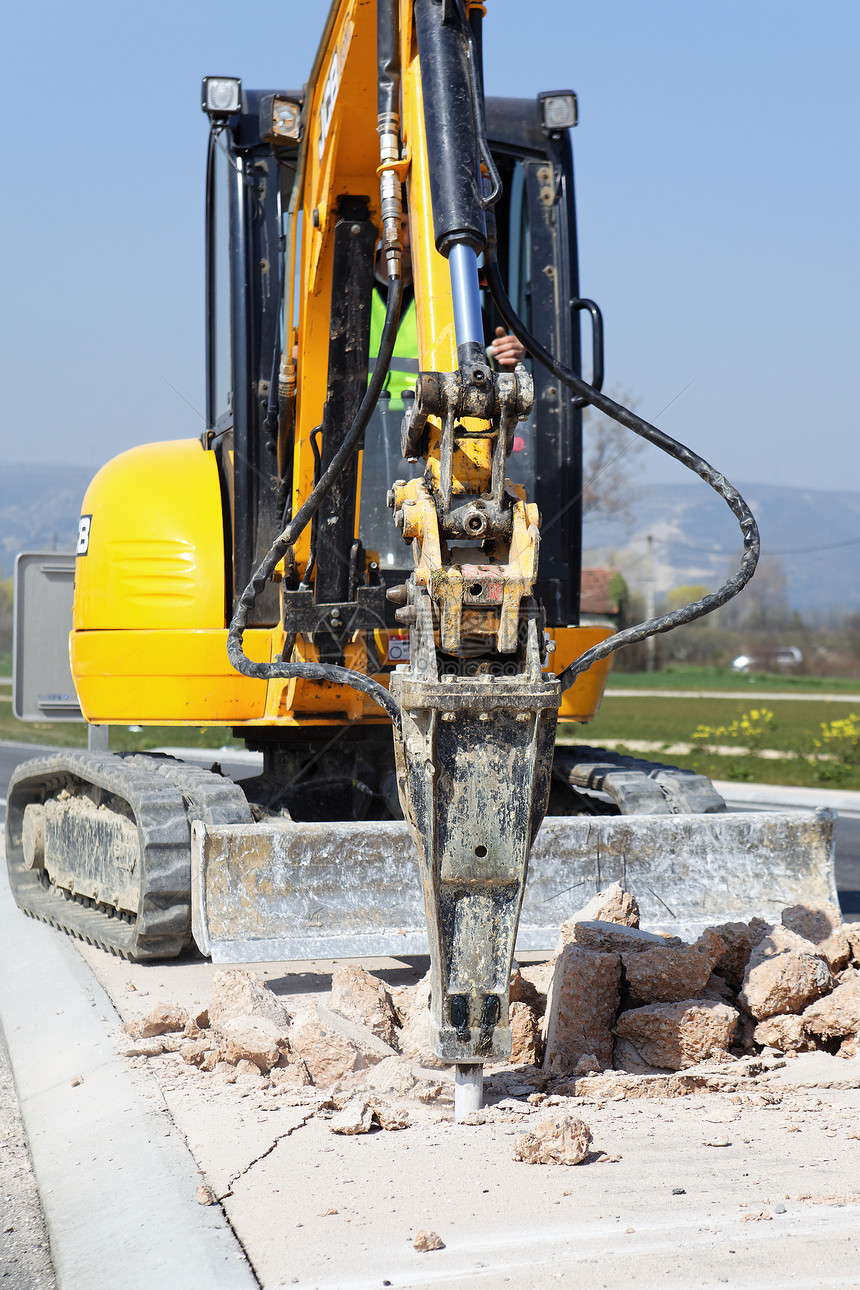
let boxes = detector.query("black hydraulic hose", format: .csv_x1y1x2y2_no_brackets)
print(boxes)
377,0,400,122
482,235,760,691
226,277,405,730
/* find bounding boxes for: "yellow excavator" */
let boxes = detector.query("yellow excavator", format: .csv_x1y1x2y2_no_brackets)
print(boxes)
6,0,835,1114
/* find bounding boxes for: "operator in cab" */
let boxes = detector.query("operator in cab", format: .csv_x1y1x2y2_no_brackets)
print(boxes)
368,211,527,408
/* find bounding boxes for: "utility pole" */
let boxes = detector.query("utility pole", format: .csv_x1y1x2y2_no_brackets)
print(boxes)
645,534,656,674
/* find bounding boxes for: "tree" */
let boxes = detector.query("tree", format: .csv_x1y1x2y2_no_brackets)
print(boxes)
716,553,789,632
581,392,645,523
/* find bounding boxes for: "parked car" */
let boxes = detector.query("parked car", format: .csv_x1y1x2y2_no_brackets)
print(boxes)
731,647,803,675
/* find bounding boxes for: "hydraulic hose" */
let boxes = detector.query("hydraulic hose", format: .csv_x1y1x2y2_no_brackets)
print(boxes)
481,222,760,691
226,275,404,730
227,0,405,730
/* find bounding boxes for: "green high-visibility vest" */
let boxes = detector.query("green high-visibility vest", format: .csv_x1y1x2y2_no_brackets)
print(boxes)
368,286,419,407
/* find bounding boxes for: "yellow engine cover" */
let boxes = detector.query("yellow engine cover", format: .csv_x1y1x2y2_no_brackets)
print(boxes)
73,439,225,631
71,439,269,724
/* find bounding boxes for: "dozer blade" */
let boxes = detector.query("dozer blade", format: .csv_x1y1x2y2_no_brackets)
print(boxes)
191,806,837,960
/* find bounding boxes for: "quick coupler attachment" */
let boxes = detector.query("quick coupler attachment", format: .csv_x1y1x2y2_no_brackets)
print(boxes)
389,670,560,1063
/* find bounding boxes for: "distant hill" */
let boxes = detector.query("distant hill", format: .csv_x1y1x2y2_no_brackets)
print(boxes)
2,463,859,615
0,462,94,578
583,480,860,615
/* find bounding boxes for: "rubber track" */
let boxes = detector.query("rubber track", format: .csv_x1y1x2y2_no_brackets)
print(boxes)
554,744,726,814
4,752,251,960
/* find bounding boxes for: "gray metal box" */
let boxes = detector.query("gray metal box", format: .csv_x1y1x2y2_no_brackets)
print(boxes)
13,552,83,721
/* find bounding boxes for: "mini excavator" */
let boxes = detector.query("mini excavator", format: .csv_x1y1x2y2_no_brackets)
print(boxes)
6,0,836,1116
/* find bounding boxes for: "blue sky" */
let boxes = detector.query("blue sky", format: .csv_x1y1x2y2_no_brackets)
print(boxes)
3,0,858,493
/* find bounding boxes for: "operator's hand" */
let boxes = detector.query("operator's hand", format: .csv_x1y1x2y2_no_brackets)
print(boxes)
490,326,526,371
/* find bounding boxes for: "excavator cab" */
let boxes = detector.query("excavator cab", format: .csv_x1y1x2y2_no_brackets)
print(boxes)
203,81,602,687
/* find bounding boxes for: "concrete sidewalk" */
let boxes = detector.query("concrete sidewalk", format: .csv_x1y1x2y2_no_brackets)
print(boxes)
713,780,860,818
0,854,258,1290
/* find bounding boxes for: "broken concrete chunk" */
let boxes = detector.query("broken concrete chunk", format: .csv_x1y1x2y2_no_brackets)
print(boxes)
509,1002,542,1066
218,1015,289,1072
556,883,640,951
621,930,725,1008
739,925,832,1020
330,964,400,1048
510,966,547,1010
329,1098,375,1135
160,1034,190,1054
514,962,554,1014
270,1060,313,1089
364,1055,417,1097
782,901,851,972
571,920,682,955
753,1014,808,1054
370,1100,410,1131
706,919,769,991
137,1004,189,1038
611,1036,666,1075
119,1037,165,1058
845,925,860,963
179,1039,212,1067
542,944,621,1073
614,1000,739,1071
581,881,640,928
289,1002,396,1087
235,1058,264,1080
199,1049,221,1073
208,968,291,1031
802,974,860,1042
513,1115,592,1165
393,978,446,1068
413,1230,445,1252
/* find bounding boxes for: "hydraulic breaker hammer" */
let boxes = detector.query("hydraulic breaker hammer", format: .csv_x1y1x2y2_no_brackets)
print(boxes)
386,0,560,1111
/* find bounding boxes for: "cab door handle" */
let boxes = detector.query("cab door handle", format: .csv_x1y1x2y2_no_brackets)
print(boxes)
569,297,604,407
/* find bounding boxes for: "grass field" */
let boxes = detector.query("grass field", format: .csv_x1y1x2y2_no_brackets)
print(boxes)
565,691,860,790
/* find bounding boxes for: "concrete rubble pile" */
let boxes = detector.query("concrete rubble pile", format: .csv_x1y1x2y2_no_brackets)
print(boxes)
118,884,860,1119
532,885,860,1084
120,961,452,1132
